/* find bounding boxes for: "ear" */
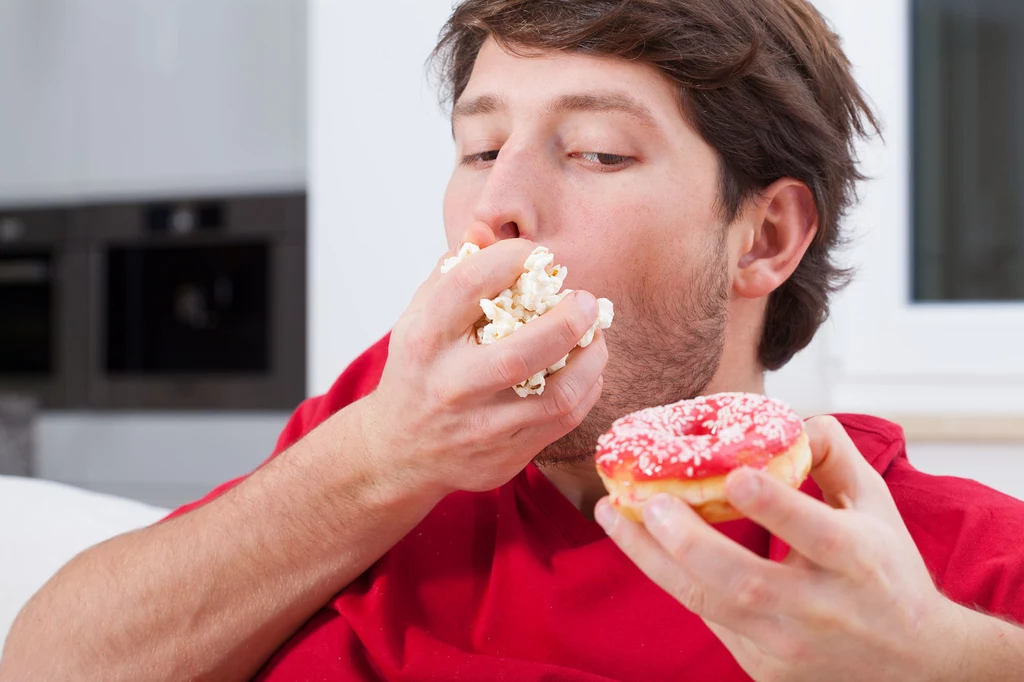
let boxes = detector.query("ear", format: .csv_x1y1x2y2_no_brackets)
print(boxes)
733,178,818,299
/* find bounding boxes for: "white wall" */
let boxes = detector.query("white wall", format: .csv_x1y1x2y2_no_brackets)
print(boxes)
307,0,452,395
0,0,306,204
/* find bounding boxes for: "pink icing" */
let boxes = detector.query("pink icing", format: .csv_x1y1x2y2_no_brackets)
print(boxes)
595,392,804,481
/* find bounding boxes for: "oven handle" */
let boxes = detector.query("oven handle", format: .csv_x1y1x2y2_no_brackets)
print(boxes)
0,259,51,284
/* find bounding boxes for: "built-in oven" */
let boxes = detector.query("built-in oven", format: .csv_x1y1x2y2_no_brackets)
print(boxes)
78,193,306,410
0,208,84,407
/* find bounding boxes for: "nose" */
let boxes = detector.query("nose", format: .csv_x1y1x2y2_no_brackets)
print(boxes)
469,144,544,243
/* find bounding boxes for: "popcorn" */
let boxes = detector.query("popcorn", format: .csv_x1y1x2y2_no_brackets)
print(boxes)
440,242,481,274
441,243,614,397
579,298,615,348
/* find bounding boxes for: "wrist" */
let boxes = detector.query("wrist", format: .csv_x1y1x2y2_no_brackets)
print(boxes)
923,598,974,681
341,393,453,506
927,597,1024,681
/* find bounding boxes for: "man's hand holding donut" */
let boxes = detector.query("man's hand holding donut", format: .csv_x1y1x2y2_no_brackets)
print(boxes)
596,416,1022,681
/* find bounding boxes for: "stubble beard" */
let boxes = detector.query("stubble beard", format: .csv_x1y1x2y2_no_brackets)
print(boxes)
533,242,731,468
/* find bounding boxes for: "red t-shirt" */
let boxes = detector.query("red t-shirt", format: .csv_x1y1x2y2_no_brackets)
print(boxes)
166,334,1024,681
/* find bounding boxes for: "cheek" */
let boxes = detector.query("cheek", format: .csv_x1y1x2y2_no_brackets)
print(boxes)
568,205,721,321
548,184,683,299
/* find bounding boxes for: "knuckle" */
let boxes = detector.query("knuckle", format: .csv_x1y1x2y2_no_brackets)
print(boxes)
544,374,583,419
559,305,592,348
557,390,592,431
807,600,846,630
673,582,707,615
556,313,582,350
465,408,494,438
394,317,438,364
850,545,887,585
431,370,474,407
731,573,771,611
448,258,487,296
507,427,534,459
429,377,454,407
818,527,850,560
810,414,845,439
492,344,530,387
663,528,697,563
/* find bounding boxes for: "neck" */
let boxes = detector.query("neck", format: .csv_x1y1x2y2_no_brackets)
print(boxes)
538,367,766,517
537,463,608,521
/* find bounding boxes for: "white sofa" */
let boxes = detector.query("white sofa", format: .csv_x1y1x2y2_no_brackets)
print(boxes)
0,475,168,648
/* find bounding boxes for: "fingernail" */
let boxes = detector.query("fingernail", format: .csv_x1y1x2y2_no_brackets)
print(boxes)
644,494,674,527
728,469,761,506
575,291,598,317
595,500,618,531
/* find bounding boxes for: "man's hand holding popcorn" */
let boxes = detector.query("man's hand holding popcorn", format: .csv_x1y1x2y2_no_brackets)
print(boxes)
359,224,612,495
443,240,613,397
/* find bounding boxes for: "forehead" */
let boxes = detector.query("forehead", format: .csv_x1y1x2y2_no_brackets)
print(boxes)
459,37,688,127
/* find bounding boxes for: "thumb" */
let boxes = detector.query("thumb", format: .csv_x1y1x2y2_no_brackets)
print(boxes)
804,416,893,514
459,221,498,249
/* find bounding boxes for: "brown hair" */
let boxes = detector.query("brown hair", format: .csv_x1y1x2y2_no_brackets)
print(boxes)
431,0,879,370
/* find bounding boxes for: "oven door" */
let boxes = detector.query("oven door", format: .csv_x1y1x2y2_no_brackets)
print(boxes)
0,209,77,407
0,251,54,375
81,195,306,410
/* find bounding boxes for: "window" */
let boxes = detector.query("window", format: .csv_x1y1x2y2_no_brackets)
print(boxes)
913,0,1024,302
799,0,1024,416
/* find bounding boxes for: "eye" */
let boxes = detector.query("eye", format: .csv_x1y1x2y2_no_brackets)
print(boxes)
461,149,500,165
574,152,634,168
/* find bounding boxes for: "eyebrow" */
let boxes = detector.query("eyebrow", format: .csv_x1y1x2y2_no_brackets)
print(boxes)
452,93,506,122
451,91,659,128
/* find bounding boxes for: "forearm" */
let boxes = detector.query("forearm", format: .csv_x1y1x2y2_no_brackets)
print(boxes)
953,604,1024,681
0,402,442,682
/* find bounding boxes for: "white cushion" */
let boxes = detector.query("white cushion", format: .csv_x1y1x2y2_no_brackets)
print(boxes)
0,475,168,648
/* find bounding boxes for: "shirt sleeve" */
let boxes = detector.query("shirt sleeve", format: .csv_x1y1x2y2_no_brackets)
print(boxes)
886,456,1024,625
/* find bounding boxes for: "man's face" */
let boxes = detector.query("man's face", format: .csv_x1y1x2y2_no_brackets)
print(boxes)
444,38,733,464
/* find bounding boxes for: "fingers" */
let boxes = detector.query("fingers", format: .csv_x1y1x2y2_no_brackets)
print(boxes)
464,291,600,395
531,330,607,422
507,362,604,457
724,467,863,573
499,329,607,421
596,494,799,632
432,238,541,336
804,416,894,514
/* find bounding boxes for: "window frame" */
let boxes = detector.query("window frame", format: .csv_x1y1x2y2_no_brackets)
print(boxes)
815,0,1024,416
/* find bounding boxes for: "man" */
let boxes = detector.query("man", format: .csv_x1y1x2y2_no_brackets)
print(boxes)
3,0,1023,680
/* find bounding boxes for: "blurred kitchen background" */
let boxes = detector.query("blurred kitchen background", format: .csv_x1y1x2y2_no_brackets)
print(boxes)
0,0,1021,508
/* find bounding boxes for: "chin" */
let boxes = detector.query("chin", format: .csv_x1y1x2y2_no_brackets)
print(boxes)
532,407,616,467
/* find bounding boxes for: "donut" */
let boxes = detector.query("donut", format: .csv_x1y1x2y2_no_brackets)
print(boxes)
595,392,811,524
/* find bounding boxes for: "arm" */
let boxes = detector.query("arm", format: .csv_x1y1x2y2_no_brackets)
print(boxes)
1,235,607,682
953,606,1024,679
0,403,441,682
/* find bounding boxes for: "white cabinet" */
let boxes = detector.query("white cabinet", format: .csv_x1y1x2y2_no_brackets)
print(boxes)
0,0,305,204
